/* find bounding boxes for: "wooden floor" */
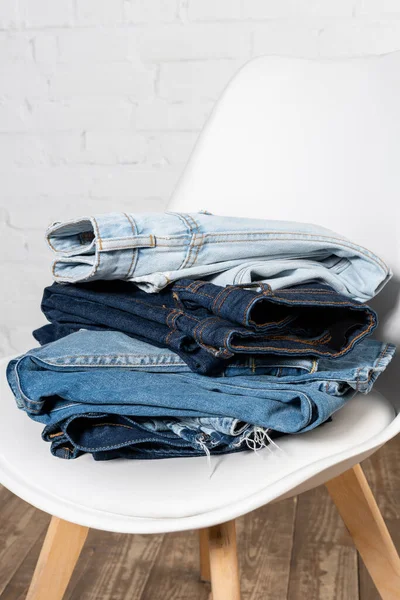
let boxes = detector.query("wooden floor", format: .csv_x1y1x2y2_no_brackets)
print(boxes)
0,436,399,600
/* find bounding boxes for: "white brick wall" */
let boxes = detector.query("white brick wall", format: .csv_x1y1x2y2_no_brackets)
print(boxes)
1,0,400,357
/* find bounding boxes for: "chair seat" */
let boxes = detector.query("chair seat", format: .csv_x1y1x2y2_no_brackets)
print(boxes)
0,357,397,534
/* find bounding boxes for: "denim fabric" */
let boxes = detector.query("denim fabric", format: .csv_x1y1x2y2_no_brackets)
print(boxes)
7,330,395,444
42,413,253,460
45,211,391,302
33,280,377,375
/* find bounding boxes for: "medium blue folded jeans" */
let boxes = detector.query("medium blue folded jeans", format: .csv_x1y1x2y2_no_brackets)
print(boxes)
45,211,391,302
7,330,395,459
33,279,377,375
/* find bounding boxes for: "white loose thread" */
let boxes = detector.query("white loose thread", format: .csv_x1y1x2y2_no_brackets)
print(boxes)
197,438,212,472
241,427,284,455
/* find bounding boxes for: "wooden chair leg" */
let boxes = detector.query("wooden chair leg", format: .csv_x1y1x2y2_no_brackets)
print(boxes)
199,528,211,582
208,519,241,600
326,463,400,600
26,516,89,600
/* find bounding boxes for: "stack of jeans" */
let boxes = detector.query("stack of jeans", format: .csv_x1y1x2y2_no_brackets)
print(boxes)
6,211,395,461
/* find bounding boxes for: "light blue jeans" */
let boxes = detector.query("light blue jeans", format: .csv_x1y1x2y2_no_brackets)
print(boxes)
46,211,391,302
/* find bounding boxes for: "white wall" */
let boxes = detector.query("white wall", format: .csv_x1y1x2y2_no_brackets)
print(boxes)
2,0,400,357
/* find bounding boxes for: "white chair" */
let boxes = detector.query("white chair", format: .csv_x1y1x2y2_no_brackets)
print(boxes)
1,53,400,600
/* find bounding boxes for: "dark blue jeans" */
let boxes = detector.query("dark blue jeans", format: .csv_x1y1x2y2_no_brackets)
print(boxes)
34,279,376,375
42,413,249,461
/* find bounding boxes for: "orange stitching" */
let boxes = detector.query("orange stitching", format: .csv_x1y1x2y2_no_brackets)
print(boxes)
229,313,375,357
215,286,238,314
165,311,181,344
188,233,204,268
212,286,235,314
266,332,332,346
189,281,205,293
241,292,265,325
248,314,294,329
173,213,195,270
176,213,201,270
211,286,229,312
194,316,219,345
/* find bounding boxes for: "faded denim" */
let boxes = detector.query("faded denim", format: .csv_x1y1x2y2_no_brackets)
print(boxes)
45,211,391,302
7,330,395,460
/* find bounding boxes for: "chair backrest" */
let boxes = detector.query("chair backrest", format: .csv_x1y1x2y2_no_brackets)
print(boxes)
168,54,400,400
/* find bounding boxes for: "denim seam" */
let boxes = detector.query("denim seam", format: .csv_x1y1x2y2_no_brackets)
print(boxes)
169,377,314,426
194,316,219,344
362,343,392,390
89,234,163,243
181,233,200,270
173,212,201,270
124,212,139,279
70,426,195,451
214,286,238,315
165,211,195,270
193,317,217,351
197,232,388,273
165,311,181,344
229,312,375,356
375,343,391,370
194,317,231,356
91,422,135,430
192,290,214,300
186,281,204,293
92,215,102,251
355,367,362,392
242,293,267,326
208,285,227,313
173,289,214,302
267,332,332,346
188,233,204,268
252,298,366,307
46,361,186,368
248,314,294,330
14,359,46,408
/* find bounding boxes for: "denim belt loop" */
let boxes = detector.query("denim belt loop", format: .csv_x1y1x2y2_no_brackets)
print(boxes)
100,234,156,252
258,283,273,295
